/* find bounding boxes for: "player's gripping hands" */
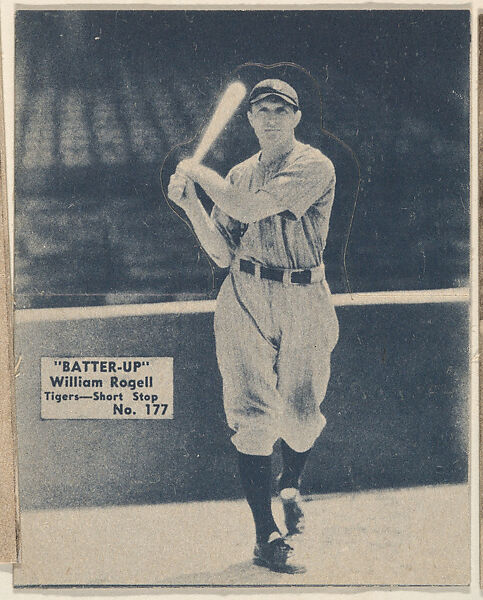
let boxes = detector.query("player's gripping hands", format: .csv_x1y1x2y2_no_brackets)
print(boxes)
166,162,233,267
167,172,190,211
167,160,200,208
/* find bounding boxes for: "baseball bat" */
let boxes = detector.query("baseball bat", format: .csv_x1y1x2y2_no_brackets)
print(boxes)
192,81,247,163
172,81,247,200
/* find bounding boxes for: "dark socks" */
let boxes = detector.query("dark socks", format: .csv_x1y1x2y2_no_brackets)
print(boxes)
278,440,311,491
237,451,280,544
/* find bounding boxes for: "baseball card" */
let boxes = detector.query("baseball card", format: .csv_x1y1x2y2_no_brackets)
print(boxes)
5,4,474,590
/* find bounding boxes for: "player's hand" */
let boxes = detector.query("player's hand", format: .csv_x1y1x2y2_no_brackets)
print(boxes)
168,172,199,213
176,158,199,179
184,178,198,202
167,172,189,208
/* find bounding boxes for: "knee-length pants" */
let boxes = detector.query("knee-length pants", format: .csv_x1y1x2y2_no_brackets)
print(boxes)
214,270,339,456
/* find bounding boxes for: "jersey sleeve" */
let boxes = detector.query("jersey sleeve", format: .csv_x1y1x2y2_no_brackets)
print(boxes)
211,205,244,253
259,154,335,220
210,168,245,253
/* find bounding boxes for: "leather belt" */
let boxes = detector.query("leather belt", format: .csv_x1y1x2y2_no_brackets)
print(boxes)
238,259,324,285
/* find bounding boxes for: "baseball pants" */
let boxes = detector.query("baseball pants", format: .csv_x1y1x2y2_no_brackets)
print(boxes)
214,267,339,456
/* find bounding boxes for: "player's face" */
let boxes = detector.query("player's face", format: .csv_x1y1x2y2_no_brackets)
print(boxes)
248,97,301,148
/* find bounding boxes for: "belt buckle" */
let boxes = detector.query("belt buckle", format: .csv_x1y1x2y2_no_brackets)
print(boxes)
291,270,312,285
239,259,258,277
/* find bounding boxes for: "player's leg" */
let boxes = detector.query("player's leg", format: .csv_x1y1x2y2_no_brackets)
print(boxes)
214,275,304,572
275,281,339,535
214,274,282,458
237,450,303,572
277,441,311,535
275,281,339,453
214,277,280,543
278,440,312,490
237,451,279,544
276,343,332,538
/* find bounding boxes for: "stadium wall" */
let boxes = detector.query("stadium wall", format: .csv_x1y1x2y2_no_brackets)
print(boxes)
14,302,468,511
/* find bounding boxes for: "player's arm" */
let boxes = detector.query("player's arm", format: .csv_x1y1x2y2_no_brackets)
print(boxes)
176,160,279,222
177,157,334,223
168,174,233,268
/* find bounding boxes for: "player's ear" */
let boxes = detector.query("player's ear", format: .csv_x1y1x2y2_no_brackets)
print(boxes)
247,109,254,129
293,110,302,128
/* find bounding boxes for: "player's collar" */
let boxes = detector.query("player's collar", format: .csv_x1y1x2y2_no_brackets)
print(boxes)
257,140,303,168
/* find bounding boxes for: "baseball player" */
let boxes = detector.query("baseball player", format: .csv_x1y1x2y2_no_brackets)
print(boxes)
168,79,339,574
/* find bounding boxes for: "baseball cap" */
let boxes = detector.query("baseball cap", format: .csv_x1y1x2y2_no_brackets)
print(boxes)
249,79,299,109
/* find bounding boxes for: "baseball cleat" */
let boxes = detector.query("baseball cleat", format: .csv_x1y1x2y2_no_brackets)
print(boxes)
280,487,305,536
253,533,306,574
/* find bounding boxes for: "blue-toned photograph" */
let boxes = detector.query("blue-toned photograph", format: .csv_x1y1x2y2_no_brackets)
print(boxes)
13,9,470,586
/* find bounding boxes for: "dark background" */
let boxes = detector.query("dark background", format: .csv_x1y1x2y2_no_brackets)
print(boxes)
15,10,470,308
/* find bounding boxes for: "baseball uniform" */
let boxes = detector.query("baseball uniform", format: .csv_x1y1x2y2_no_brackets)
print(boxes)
211,140,339,456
